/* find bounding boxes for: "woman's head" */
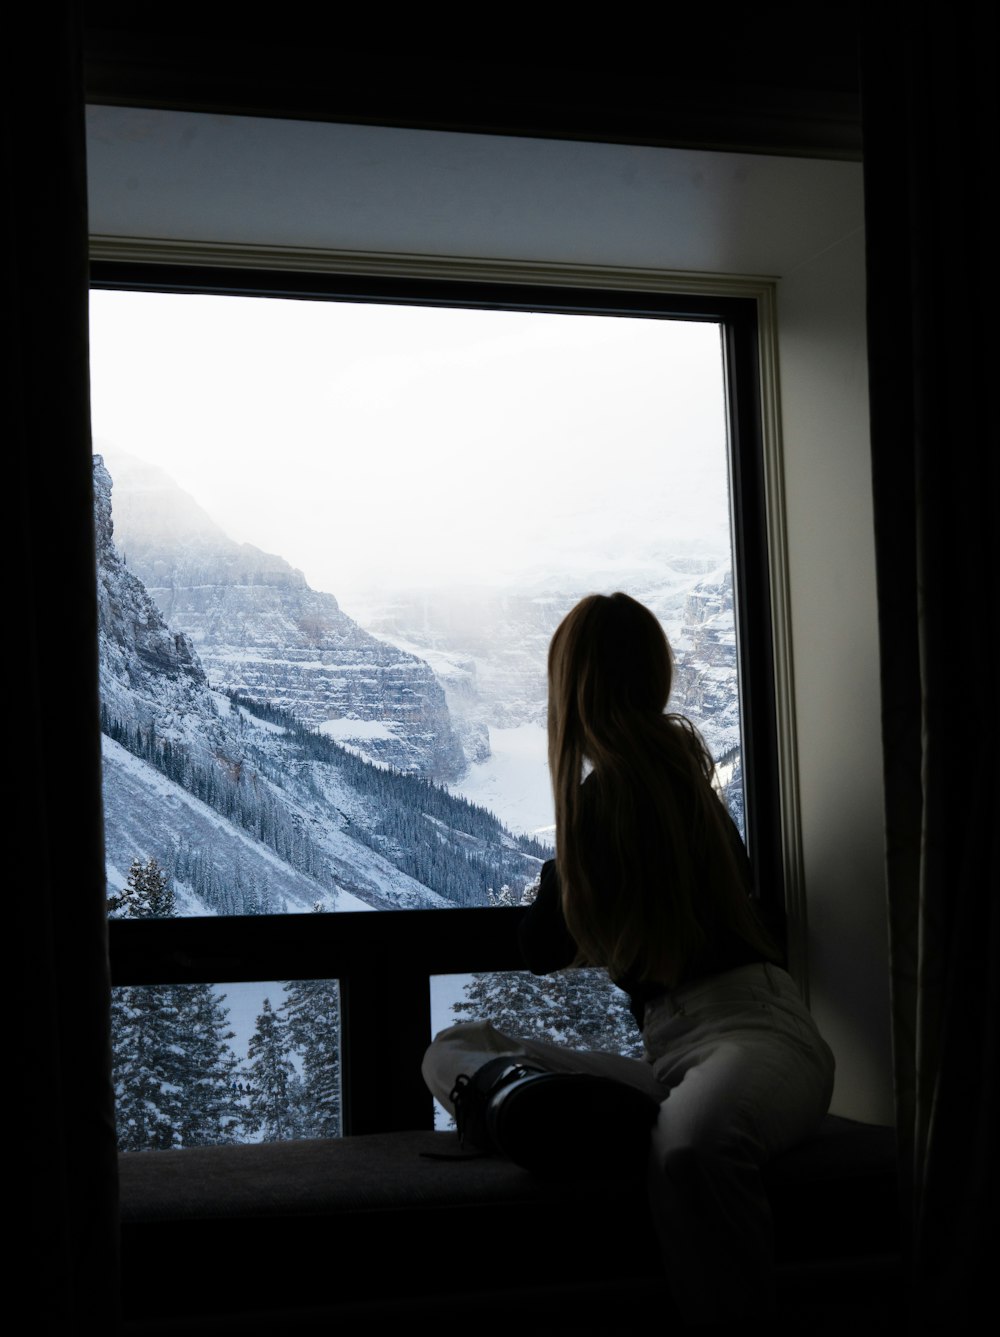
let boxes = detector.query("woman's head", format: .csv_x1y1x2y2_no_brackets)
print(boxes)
546,592,777,987
547,592,673,772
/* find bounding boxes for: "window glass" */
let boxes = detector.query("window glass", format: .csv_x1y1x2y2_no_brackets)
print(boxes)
91,290,743,921
430,966,643,1128
112,977,342,1150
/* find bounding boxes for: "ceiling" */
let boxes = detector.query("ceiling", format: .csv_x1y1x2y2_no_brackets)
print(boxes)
84,8,863,161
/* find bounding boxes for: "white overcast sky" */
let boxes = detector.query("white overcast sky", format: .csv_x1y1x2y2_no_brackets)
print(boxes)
88,289,732,599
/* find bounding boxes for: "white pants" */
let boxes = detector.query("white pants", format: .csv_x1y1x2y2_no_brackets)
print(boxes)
422,962,835,1323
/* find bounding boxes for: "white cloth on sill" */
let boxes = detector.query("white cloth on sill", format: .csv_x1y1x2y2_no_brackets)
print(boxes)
422,962,835,1324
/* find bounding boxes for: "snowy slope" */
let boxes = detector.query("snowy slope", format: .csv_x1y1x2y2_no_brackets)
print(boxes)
102,737,376,914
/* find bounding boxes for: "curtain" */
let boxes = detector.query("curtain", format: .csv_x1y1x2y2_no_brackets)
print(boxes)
12,3,120,1329
861,7,997,1331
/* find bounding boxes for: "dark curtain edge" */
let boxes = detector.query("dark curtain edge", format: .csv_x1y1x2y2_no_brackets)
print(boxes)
861,6,997,1331
13,2,120,1329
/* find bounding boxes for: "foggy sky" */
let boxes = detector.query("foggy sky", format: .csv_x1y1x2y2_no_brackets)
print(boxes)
89,289,733,599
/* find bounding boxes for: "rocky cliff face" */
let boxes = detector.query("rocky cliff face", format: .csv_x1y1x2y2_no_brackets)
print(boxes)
101,451,464,780
94,455,213,740
669,568,741,756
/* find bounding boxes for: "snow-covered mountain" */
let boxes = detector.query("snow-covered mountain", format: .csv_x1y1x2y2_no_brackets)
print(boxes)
94,456,544,914
101,449,465,781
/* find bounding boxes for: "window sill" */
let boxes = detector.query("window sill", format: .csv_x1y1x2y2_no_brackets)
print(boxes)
118,1115,899,1327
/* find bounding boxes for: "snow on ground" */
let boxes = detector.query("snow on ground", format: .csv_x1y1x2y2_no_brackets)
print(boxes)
450,723,554,846
231,704,289,734
318,718,398,742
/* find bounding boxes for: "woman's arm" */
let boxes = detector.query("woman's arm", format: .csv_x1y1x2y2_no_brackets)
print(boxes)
517,859,578,975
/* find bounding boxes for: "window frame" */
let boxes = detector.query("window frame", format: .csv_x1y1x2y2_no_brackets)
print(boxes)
94,258,789,1135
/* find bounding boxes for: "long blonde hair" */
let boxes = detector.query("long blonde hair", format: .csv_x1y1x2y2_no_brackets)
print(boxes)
548,592,776,986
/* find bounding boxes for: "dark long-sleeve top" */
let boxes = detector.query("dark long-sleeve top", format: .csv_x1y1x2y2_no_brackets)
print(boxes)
518,805,771,1029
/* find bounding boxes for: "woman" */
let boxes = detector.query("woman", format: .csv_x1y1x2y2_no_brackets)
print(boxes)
423,593,834,1323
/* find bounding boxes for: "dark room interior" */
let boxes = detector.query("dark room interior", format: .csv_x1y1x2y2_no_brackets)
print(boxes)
16,5,994,1333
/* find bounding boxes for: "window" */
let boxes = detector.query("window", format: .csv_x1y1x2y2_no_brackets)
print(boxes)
94,263,782,1141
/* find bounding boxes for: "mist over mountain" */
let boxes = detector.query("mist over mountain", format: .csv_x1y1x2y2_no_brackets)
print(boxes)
100,448,465,781
346,561,742,774
342,553,744,839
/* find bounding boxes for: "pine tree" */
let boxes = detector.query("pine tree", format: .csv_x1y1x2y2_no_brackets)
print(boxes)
113,980,245,1150
107,856,176,919
112,984,184,1151
111,856,182,1150
242,999,298,1141
281,979,342,1138
173,985,241,1147
110,856,242,1149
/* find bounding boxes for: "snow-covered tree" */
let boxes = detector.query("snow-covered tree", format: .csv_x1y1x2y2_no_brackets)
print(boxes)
113,983,242,1151
454,967,641,1058
173,985,241,1147
112,984,183,1151
110,855,242,1149
487,880,538,907
242,999,299,1141
463,871,639,1055
110,857,182,1150
281,979,341,1138
107,856,176,919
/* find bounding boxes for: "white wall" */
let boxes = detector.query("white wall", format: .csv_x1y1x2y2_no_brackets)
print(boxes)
87,108,894,1123
776,229,892,1123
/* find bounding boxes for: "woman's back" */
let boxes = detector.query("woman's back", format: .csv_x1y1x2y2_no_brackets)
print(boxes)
546,593,776,990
